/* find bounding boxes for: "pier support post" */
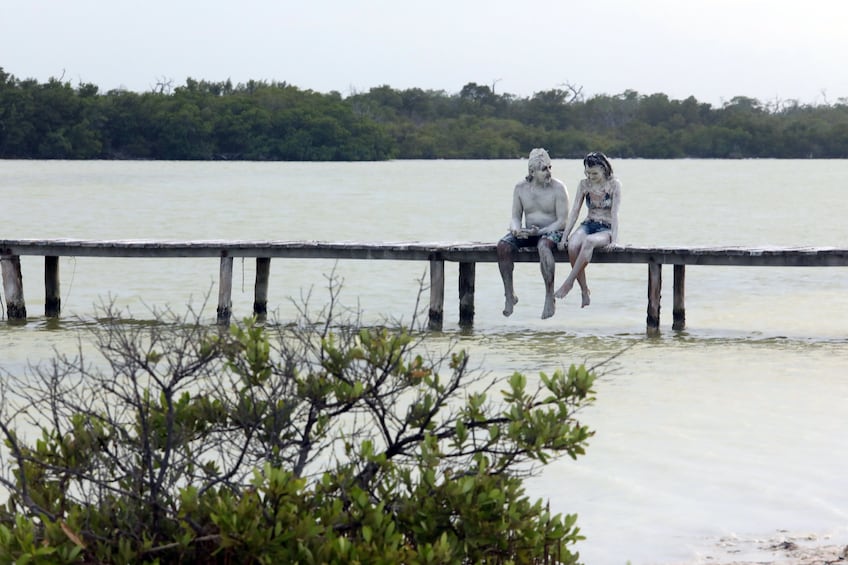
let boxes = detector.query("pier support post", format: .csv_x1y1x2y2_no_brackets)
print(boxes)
1,255,27,320
646,262,661,335
217,256,234,325
672,264,685,331
428,258,445,331
45,256,61,317
253,257,271,319
458,262,475,328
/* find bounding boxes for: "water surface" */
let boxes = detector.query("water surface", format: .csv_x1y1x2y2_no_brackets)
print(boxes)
3,159,848,564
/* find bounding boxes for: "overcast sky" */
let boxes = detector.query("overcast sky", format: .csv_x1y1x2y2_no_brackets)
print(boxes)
3,0,847,107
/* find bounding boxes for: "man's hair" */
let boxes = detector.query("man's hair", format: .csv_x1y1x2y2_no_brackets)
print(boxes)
526,148,552,181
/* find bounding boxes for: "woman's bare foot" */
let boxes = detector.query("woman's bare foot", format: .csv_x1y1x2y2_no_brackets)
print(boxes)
581,290,591,308
503,294,518,316
554,281,573,299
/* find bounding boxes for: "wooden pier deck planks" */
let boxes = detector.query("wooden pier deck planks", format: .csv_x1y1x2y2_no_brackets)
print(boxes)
2,239,848,331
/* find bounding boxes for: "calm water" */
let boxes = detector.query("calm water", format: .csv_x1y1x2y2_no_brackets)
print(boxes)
3,159,848,564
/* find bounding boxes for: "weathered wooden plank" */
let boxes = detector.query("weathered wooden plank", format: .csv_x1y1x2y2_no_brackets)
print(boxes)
2,239,847,267
45,256,61,318
1,255,27,320
589,246,848,267
0,240,451,260
428,259,445,331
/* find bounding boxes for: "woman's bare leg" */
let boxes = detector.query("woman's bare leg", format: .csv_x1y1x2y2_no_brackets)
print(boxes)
570,242,591,307
556,231,587,299
579,269,591,307
555,232,611,300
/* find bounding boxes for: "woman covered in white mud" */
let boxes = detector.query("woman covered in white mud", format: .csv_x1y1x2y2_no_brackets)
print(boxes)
554,151,621,306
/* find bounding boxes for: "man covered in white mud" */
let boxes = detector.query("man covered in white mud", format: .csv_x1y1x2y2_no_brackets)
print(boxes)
496,148,570,319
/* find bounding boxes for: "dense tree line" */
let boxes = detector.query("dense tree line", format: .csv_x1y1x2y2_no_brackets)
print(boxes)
3,67,848,160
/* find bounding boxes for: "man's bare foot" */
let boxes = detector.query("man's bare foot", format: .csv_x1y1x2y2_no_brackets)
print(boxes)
542,295,555,319
581,290,591,308
554,281,573,299
503,294,518,316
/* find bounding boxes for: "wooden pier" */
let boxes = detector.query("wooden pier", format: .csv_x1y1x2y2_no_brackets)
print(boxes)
2,239,848,332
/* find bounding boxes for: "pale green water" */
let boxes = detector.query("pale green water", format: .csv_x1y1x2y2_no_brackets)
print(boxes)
2,159,848,564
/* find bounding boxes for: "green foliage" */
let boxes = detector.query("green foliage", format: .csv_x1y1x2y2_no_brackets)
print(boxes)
0,70,394,161
3,67,848,159
0,288,596,563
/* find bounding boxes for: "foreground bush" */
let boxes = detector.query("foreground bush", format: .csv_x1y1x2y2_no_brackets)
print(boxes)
0,285,596,564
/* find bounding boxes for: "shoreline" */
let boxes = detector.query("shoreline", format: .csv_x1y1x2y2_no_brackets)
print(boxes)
671,531,847,564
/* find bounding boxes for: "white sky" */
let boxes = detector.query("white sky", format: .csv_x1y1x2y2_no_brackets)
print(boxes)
3,0,848,107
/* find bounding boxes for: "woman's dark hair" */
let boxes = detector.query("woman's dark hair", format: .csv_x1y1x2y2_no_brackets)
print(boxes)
583,151,613,178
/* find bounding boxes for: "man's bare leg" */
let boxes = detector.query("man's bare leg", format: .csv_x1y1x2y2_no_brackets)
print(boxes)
539,242,556,319
497,242,519,316
503,291,518,317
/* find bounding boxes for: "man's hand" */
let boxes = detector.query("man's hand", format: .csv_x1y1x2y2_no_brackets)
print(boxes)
512,225,539,239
